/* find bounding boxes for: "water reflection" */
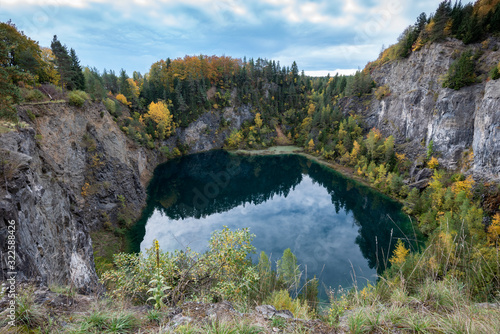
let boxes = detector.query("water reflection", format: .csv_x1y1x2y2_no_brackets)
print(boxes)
130,150,420,291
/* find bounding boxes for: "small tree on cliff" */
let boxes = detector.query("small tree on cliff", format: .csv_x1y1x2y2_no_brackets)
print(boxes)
443,50,476,90
141,101,176,140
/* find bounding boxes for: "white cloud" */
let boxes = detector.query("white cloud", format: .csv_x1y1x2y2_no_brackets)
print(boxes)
272,43,378,71
305,69,358,77
342,0,364,15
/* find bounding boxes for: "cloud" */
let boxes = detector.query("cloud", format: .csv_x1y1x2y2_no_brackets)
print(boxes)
272,44,379,71
0,0,445,75
305,69,358,77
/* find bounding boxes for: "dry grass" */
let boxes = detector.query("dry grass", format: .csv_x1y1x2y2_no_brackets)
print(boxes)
330,277,500,334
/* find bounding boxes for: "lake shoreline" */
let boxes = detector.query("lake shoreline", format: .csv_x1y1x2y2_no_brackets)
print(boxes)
231,145,404,205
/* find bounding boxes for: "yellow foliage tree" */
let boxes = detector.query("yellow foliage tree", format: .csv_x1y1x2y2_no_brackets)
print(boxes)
40,47,60,86
227,130,244,148
308,139,315,152
141,101,175,140
307,103,315,116
254,112,263,129
429,170,445,209
428,156,439,169
127,78,140,99
389,239,409,266
474,0,500,17
350,140,361,164
451,175,475,198
487,213,500,243
116,94,130,106
395,153,406,164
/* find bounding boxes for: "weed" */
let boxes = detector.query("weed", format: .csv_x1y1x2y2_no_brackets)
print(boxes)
107,313,137,333
271,316,286,329
347,311,368,333
27,109,36,121
146,308,162,324
15,287,46,329
201,320,238,334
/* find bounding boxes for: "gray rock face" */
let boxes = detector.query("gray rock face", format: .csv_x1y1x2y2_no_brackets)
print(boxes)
473,79,500,179
0,102,159,291
358,39,500,181
175,105,253,154
0,128,96,292
0,101,253,290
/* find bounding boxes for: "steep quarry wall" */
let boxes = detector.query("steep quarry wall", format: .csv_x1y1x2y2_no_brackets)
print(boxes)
0,103,154,291
352,38,500,181
0,101,252,290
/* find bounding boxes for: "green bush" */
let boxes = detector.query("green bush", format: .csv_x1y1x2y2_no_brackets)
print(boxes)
68,90,89,107
103,97,116,114
490,64,500,80
101,227,258,305
25,89,45,102
26,109,36,122
442,50,476,90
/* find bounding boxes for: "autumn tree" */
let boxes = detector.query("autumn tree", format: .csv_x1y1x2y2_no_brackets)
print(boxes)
487,213,500,244
307,138,315,152
116,94,130,106
40,47,60,85
0,21,43,118
127,78,140,100
0,21,46,82
141,101,175,140
254,112,263,128
389,239,410,266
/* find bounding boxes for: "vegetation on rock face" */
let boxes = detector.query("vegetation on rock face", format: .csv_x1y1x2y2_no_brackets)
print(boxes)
367,0,500,73
443,49,477,89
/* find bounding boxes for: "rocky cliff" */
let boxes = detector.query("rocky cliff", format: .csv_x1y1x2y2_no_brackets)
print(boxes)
348,38,500,181
0,100,252,290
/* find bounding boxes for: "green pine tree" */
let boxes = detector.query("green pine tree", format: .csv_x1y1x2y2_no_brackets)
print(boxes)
51,35,73,90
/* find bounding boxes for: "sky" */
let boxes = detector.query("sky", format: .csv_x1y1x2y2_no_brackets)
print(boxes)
1,0,443,76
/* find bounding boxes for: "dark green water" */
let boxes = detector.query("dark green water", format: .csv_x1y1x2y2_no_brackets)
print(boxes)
130,150,420,293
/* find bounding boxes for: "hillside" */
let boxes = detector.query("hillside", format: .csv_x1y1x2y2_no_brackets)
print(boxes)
1,0,500,332
347,37,500,181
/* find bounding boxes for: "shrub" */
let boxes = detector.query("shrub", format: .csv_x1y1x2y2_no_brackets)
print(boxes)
103,97,116,114
443,50,476,90
428,156,439,169
116,93,130,106
69,90,89,107
39,84,64,100
375,85,391,100
25,89,45,102
101,227,258,305
26,109,36,122
266,289,311,320
226,129,244,148
490,62,500,80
